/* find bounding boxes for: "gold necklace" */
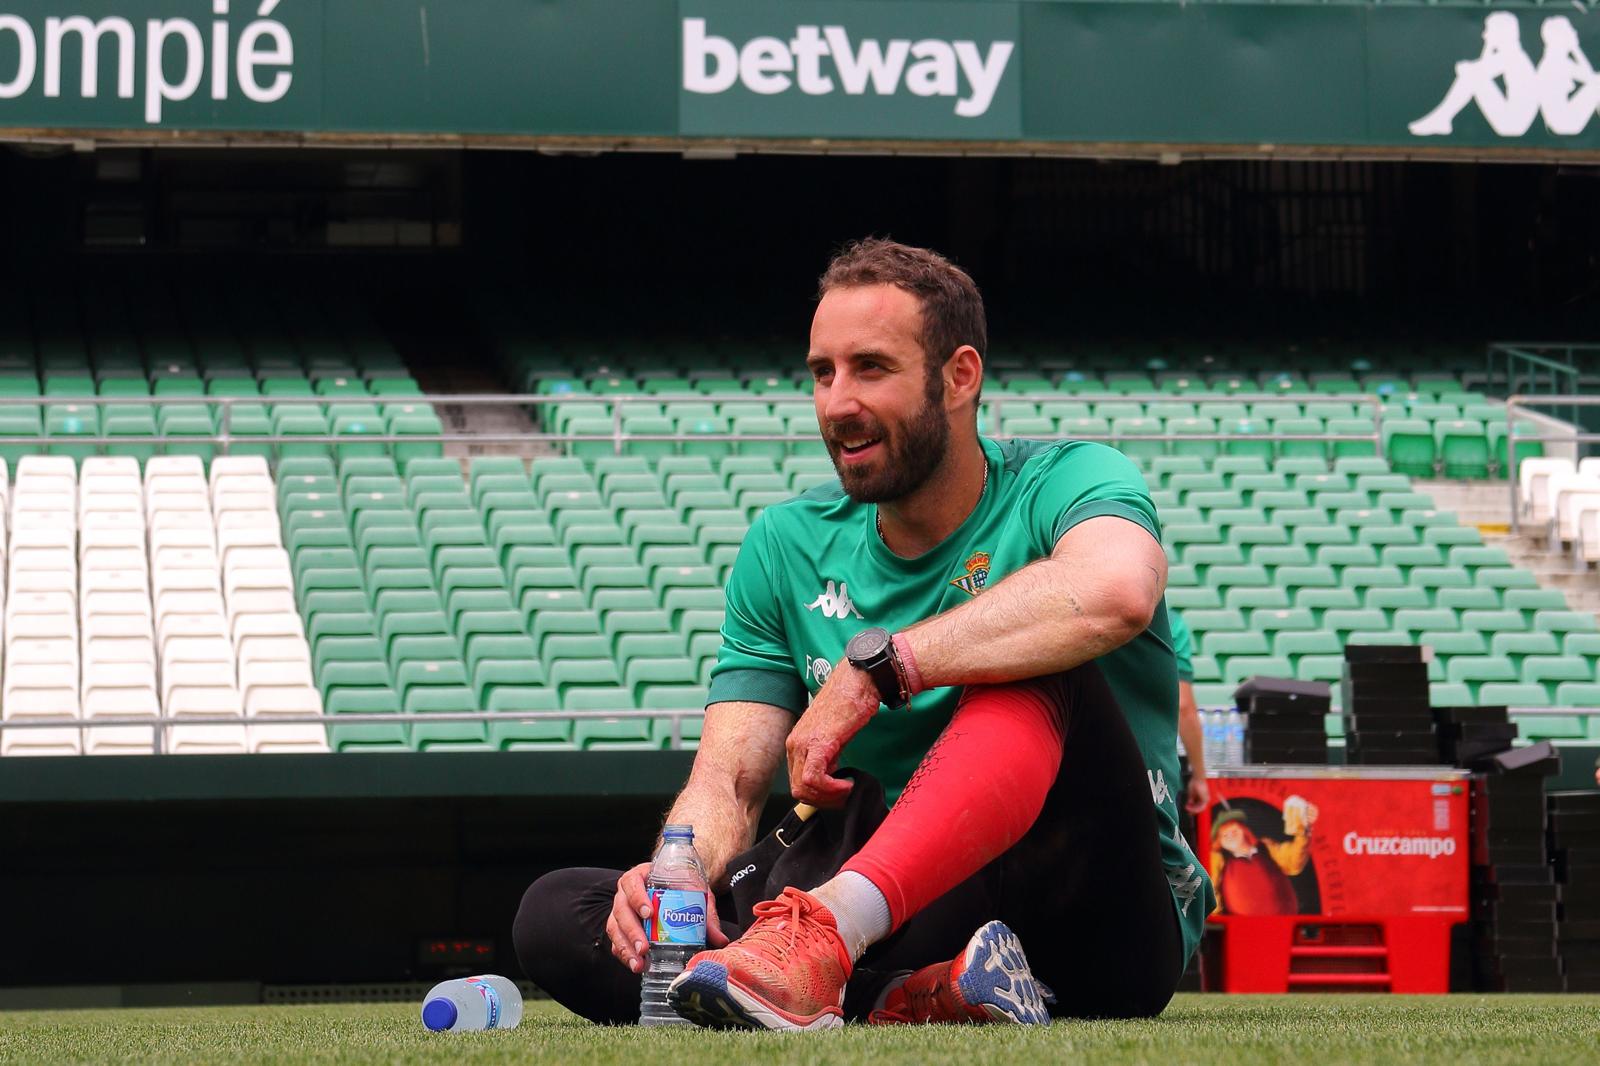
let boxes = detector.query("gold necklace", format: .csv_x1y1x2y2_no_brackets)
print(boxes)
876,460,988,544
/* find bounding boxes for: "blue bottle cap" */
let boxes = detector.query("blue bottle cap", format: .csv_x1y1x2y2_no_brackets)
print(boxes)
422,997,459,1031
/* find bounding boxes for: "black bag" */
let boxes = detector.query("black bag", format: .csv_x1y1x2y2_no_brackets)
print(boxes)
720,768,891,928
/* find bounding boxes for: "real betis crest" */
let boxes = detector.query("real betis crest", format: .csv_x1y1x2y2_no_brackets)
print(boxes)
950,550,991,596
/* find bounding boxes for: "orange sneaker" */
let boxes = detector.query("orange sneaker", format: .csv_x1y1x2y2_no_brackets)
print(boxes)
666,886,851,1031
868,920,1053,1025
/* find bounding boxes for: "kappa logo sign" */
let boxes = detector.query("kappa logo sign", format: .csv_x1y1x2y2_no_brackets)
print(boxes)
1412,13,1600,137
682,17,1014,119
805,580,862,620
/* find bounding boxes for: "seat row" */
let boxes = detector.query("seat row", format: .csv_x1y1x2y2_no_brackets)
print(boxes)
0,455,327,757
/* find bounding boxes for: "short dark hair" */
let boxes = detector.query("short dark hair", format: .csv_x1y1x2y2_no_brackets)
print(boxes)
818,238,987,386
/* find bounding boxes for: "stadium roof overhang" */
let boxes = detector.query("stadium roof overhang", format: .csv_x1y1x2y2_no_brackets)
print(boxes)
1,0,1599,164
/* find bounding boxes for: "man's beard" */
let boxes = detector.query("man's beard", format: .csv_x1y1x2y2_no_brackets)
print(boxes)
825,392,950,504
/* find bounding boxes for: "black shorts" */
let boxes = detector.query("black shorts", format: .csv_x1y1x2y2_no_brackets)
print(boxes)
513,660,1184,1022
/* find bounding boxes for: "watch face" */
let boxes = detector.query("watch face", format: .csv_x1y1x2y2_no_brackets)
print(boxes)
846,627,890,663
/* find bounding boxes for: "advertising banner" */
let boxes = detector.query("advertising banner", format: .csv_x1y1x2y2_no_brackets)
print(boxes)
1,0,1600,154
1197,769,1469,919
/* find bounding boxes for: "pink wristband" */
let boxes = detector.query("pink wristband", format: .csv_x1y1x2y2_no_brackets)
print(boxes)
891,633,925,698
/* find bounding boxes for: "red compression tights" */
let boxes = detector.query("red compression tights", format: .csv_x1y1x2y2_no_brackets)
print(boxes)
839,676,1068,930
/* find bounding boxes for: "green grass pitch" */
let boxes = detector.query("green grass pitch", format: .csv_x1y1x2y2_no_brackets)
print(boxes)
1,995,1597,1065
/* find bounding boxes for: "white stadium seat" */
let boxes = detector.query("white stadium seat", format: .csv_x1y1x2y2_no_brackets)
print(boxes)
1551,477,1600,542
208,455,271,487
1520,457,1575,526
81,457,140,478
0,455,322,756
168,724,249,755
144,456,205,480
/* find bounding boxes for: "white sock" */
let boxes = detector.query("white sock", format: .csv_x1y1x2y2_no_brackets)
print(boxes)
810,871,893,963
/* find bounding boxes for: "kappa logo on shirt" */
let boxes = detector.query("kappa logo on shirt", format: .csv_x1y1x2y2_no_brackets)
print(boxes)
805,580,863,620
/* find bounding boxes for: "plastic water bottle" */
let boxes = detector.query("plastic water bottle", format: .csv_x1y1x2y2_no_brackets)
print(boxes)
1203,709,1225,770
1225,709,1246,767
420,975,523,1032
639,824,710,1027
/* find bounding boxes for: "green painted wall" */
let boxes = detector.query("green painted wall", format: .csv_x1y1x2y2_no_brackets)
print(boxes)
1,4,1599,151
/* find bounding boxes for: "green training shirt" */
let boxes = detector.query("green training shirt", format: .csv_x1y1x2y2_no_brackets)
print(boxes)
707,436,1215,964
1168,606,1195,682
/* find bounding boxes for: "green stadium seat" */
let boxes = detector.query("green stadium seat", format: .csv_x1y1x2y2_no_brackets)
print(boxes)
1522,656,1594,686
1492,631,1561,661
1326,608,1387,639
1111,417,1164,464
1166,587,1223,610
1536,610,1599,634
1168,417,1219,459
1428,682,1474,706
1251,545,1312,568
1436,587,1503,611
1480,683,1549,707
1202,632,1270,657
1223,587,1290,611
1554,683,1600,710
1564,633,1600,658
1222,656,1293,686
1384,419,1436,477
1503,588,1569,615
1214,456,1271,480
1252,607,1316,634
1273,630,1342,658
1294,588,1362,613
1437,420,1490,478
1419,630,1487,656
1446,657,1517,686
1274,418,1326,460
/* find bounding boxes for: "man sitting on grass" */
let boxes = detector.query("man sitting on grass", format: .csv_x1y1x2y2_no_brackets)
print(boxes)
515,238,1213,1029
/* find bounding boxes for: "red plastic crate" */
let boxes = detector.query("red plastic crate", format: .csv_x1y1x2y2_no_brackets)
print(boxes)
1209,915,1455,994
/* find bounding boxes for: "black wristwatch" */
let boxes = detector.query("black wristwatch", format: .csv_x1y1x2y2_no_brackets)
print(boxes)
845,627,909,710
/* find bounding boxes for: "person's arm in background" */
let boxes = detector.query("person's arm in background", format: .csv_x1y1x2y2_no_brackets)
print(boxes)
1167,607,1207,814
1177,680,1208,814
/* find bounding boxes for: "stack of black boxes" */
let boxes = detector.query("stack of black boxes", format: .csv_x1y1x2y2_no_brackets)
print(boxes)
1232,677,1329,765
1470,742,1563,992
1434,705,1518,767
1550,790,1600,992
1341,645,1441,766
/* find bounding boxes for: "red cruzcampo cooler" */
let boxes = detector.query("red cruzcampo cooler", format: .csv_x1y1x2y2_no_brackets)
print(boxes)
1199,766,1469,993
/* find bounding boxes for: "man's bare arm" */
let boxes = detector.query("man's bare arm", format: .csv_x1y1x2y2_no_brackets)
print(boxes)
904,515,1167,688
606,700,790,972
664,700,791,882
784,515,1167,805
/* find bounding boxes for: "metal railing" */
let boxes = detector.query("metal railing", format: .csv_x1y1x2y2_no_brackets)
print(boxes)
0,391,1390,456
1505,395,1600,537
0,708,706,753
1485,343,1594,412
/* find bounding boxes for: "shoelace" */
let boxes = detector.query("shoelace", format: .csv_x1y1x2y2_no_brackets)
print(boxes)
867,974,952,1025
740,892,823,961
897,973,952,1022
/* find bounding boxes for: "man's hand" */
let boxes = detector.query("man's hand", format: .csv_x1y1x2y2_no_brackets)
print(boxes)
605,861,729,974
785,661,881,807
1184,774,1209,815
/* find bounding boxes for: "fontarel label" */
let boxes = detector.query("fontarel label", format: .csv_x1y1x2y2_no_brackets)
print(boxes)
678,0,1020,139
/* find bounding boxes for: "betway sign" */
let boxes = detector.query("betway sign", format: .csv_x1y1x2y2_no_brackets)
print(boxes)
683,18,1012,118
677,1,1021,139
